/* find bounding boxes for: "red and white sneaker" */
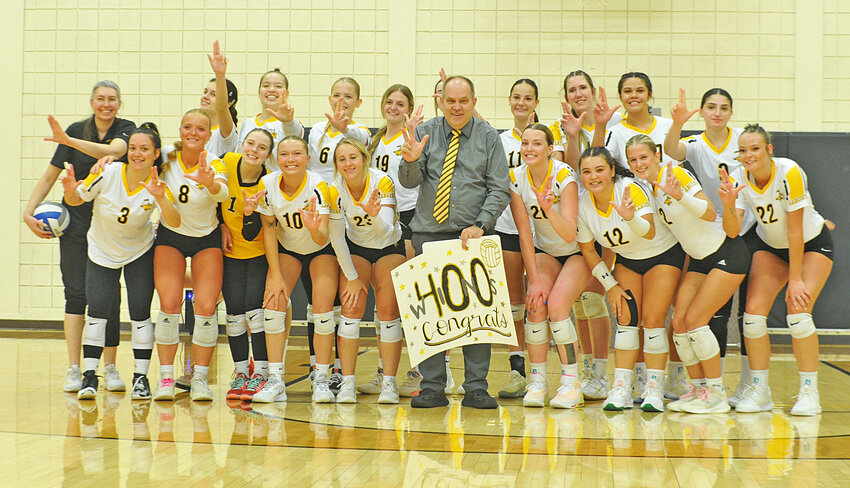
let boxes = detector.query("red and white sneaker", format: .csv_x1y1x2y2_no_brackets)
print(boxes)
241,373,265,402
227,372,250,400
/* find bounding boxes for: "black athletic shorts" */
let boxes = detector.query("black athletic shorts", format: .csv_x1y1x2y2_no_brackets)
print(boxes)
497,231,521,253
399,209,415,241
616,243,686,275
535,248,581,266
348,237,406,264
687,235,751,275
155,225,222,258
752,225,834,262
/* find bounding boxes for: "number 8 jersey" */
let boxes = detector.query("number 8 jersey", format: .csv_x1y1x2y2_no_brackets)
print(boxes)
730,157,825,249
257,170,331,255
577,176,677,260
159,151,229,237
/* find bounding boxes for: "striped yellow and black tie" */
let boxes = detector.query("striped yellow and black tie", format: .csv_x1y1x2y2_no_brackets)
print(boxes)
433,129,461,223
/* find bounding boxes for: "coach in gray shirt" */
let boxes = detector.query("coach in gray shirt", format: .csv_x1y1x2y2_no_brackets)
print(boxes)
398,75,510,409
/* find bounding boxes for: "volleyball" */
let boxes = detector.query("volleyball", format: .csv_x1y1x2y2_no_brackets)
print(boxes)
33,201,70,237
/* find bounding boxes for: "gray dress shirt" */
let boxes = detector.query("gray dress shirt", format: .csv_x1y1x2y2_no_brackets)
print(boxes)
398,116,510,234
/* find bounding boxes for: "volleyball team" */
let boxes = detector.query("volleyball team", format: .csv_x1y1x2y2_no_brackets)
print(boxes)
25,43,833,416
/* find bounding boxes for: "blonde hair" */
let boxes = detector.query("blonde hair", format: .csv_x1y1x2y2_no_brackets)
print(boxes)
319,77,361,147
624,134,658,157
333,137,371,180
166,109,211,166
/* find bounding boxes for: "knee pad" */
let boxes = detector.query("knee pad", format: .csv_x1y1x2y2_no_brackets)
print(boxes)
524,319,549,345
225,314,247,337
246,309,264,334
337,316,362,340
573,298,587,320
313,311,335,335
643,327,669,355
742,313,768,339
511,304,526,322
154,312,181,345
379,318,403,343
672,332,699,367
263,309,287,335
82,316,107,348
130,319,154,350
581,292,609,319
192,314,219,347
787,313,816,339
614,324,640,351
689,325,720,361
306,303,314,323
549,318,577,345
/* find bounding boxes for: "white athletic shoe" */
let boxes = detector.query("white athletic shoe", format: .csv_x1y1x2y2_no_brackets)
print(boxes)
734,384,773,413
312,373,335,403
522,381,546,407
640,386,665,413
153,378,176,401
398,370,422,397
64,365,82,392
582,376,610,401
357,371,383,395
190,374,213,402
667,384,698,412
603,385,633,411
550,379,584,409
664,375,690,401
682,386,731,414
336,377,357,404
252,374,287,403
790,388,821,416
727,381,748,408
103,364,126,392
445,363,455,394
498,370,528,399
377,378,399,404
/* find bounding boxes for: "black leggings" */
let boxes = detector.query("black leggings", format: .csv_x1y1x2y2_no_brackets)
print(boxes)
86,247,155,322
222,256,267,315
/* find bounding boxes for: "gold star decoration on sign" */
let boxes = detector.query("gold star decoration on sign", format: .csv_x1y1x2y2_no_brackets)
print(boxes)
404,313,409,320
447,250,453,256
419,349,425,355
474,337,479,341
399,284,405,291
421,262,428,269
499,280,504,287
409,264,414,270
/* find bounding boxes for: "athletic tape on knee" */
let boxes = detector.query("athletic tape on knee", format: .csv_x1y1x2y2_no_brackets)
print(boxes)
305,303,314,323
154,312,181,345
524,319,549,345
380,318,403,343
643,327,669,354
131,318,154,350
246,309,264,334
622,290,639,326
572,298,587,320
314,311,335,335
742,313,768,339
263,309,287,335
689,326,720,361
192,314,219,347
337,315,362,340
581,292,609,319
82,316,107,348
225,314,247,337
511,304,526,322
787,313,816,339
673,332,699,367
550,318,577,345
614,324,640,351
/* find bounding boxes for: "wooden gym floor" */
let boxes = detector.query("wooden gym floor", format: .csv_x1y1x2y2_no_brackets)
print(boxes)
2,331,849,487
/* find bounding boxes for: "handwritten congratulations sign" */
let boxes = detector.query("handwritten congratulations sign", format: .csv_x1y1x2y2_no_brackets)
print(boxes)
392,236,516,367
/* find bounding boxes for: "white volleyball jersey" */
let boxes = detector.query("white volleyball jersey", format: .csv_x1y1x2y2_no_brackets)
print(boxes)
605,115,677,168
257,170,331,255
331,168,401,249
371,131,418,212
730,158,825,249
78,164,171,268
159,151,228,237
206,125,239,158
577,177,678,260
495,128,525,234
238,114,305,172
551,112,623,155
648,165,725,259
308,121,371,182
510,160,579,257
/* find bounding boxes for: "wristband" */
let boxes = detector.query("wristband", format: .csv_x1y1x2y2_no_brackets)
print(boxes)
678,191,708,217
591,261,618,292
625,214,651,236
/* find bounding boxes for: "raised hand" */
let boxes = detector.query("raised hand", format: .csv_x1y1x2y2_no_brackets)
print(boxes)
60,163,81,195
593,87,621,128
140,166,167,199
560,101,587,137
531,175,556,214
242,189,266,215
90,155,116,174
207,40,227,77
184,151,215,188
299,195,322,231
652,161,684,199
404,104,425,133
324,99,351,133
44,115,72,147
268,89,295,122
718,167,744,208
400,127,429,162
671,88,700,125
356,188,381,217
611,185,637,221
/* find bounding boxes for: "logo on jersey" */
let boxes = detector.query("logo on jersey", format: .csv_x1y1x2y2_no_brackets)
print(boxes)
141,199,153,211
664,196,672,206
393,147,402,156
775,190,784,202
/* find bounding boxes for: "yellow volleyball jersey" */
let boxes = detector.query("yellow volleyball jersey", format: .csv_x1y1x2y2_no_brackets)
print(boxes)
220,152,268,259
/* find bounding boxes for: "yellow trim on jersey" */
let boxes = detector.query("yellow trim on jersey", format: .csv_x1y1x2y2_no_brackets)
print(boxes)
353,172,370,204
329,185,341,212
784,165,806,202
211,124,219,132
377,175,394,197
527,160,553,193
82,170,102,187
279,172,308,201
629,183,650,210
583,123,595,132
745,160,776,195
620,116,657,135
509,169,517,185
701,128,732,154
592,186,615,218
511,128,522,141
555,166,572,184
254,114,277,127
122,164,151,197
382,131,403,145
548,121,563,144
327,121,363,139
653,165,696,196
176,152,197,174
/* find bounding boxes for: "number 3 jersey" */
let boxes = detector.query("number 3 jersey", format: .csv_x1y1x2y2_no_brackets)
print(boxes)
577,176,677,260
509,159,579,256
730,157,825,249
78,163,173,268
257,170,331,254
159,151,229,237
331,167,401,249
